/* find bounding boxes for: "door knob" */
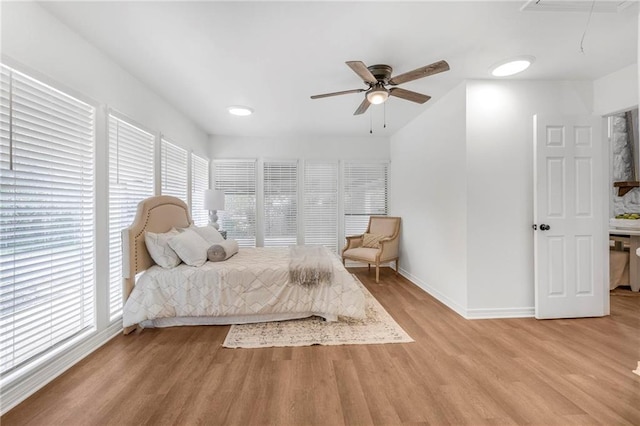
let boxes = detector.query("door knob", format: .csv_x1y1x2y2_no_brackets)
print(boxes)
540,224,551,231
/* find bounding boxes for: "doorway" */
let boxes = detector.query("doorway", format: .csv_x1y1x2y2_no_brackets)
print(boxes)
609,109,640,297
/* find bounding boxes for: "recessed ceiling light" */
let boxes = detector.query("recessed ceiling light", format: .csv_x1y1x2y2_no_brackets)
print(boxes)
490,56,535,77
227,105,253,116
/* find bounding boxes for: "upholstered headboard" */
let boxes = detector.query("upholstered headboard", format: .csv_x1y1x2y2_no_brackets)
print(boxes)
121,196,193,303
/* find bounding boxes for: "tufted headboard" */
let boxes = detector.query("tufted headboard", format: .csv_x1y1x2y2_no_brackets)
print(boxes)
121,195,193,303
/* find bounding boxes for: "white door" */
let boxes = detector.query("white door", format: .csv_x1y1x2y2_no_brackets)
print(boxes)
533,114,606,319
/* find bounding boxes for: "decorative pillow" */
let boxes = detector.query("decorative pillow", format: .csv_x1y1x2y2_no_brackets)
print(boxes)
167,229,210,267
207,239,239,262
145,229,181,268
192,226,225,245
362,233,386,249
175,225,225,245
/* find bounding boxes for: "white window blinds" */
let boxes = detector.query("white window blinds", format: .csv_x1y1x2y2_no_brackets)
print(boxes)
108,114,154,320
343,161,389,237
0,65,95,375
190,153,209,226
160,138,187,202
213,160,256,247
264,161,298,247
304,161,338,252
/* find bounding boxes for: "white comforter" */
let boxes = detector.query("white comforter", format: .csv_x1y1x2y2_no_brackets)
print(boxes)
123,247,365,327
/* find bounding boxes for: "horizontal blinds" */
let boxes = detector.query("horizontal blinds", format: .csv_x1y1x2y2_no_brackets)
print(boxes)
191,153,209,226
108,114,154,320
304,161,338,252
264,161,298,247
160,138,187,202
343,161,389,237
213,160,256,247
0,64,95,375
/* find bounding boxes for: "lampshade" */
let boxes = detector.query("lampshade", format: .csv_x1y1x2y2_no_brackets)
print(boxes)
203,189,225,211
366,87,389,105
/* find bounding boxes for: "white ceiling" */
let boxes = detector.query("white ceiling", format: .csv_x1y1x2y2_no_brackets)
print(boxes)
41,1,638,138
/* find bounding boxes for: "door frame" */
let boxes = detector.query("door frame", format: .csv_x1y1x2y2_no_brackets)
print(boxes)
601,114,611,316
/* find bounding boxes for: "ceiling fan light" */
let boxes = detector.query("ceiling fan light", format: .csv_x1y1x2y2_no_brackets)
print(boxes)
366,89,389,105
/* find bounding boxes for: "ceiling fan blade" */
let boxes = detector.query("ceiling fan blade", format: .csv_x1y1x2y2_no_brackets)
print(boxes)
310,88,366,99
354,97,371,115
346,61,378,84
389,87,431,104
389,60,450,85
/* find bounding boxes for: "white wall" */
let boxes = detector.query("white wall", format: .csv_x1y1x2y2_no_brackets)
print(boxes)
210,135,389,160
593,64,639,116
1,2,209,156
389,83,468,316
390,80,596,318
465,80,592,316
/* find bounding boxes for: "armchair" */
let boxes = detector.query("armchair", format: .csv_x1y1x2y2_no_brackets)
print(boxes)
342,216,401,283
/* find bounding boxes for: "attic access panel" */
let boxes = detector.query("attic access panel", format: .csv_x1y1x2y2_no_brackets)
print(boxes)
520,0,634,13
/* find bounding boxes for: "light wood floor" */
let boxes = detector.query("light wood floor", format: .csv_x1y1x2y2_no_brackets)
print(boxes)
3,268,639,425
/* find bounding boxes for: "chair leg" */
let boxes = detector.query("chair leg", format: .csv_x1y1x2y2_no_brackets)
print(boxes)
368,264,371,272
376,264,380,283
395,258,399,275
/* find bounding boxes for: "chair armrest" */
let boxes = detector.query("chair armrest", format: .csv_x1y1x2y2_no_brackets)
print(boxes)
378,235,400,261
343,234,364,252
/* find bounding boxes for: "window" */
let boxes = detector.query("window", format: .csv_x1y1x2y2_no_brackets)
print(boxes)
264,161,298,247
190,153,209,226
108,114,154,320
0,65,95,375
343,161,389,237
304,161,338,252
213,160,256,247
160,138,187,202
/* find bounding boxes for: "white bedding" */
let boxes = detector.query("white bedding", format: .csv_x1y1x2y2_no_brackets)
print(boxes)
123,247,365,328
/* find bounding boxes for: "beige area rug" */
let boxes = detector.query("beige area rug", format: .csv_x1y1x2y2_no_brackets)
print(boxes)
223,277,414,348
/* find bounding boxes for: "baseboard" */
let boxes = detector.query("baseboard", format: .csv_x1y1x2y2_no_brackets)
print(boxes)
398,268,468,318
465,307,535,319
398,268,535,320
1,321,122,415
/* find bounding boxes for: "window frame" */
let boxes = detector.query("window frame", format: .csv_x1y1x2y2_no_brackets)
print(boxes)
0,63,98,378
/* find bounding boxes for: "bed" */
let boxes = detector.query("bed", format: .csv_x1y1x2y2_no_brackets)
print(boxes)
121,196,365,333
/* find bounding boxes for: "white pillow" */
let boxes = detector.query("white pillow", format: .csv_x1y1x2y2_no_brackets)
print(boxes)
168,229,210,267
145,229,181,268
191,226,225,245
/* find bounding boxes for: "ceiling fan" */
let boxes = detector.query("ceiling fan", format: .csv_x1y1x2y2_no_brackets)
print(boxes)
310,60,450,115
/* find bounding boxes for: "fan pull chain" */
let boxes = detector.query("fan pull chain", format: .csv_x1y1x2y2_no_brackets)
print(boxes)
370,109,373,134
384,102,387,129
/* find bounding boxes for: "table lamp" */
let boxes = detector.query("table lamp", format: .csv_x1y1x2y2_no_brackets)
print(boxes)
203,189,225,229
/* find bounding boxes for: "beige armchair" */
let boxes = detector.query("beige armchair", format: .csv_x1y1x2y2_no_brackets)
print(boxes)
342,216,401,283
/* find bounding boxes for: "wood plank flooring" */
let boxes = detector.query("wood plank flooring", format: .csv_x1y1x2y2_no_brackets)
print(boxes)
3,268,639,425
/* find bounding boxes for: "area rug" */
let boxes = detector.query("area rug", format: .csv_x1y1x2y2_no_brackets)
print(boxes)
222,277,414,348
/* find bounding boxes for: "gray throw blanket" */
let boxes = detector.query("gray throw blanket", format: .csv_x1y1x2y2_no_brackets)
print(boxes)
289,245,334,286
